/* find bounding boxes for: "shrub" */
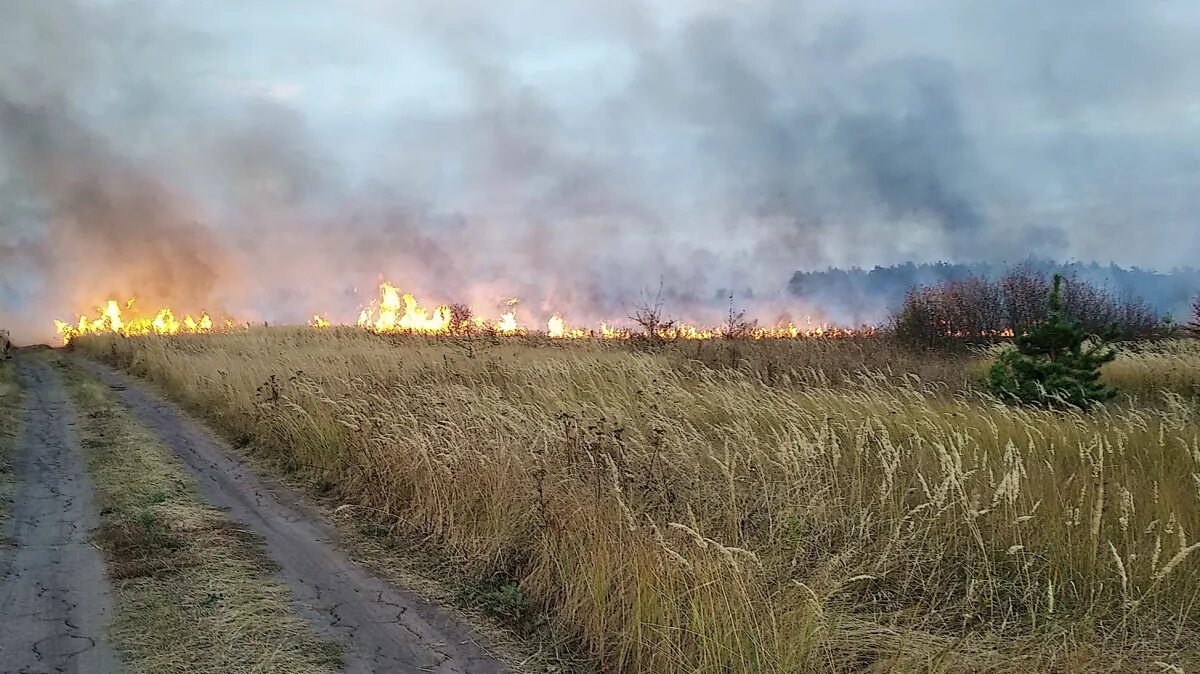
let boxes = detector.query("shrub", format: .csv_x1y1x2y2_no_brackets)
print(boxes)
892,266,1160,347
720,295,756,340
448,303,474,335
987,275,1117,408
893,276,1007,347
1189,297,1200,338
629,282,675,341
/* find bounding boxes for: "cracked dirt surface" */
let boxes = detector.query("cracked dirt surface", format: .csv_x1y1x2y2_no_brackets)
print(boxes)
0,354,120,674
81,361,510,674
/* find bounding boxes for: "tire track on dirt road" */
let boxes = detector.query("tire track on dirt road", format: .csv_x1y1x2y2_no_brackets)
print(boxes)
80,360,510,674
0,353,120,674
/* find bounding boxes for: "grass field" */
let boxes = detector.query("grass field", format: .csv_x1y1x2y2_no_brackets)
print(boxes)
73,330,1200,672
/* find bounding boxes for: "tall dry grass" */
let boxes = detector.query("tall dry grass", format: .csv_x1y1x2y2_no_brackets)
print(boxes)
656,336,980,391
1101,339,1200,400
74,330,1200,672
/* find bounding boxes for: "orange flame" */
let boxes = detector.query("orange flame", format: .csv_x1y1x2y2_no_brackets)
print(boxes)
547,315,588,338
357,283,452,334
53,280,897,344
54,299,216,345
491,298,521,334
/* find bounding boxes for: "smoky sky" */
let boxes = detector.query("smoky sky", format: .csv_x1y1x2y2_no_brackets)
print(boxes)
2,0,1199,343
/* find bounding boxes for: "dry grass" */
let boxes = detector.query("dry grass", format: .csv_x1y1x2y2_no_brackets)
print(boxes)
0,357,19,524
973,339,1200,405
656,336,981,393
1101,339,1200,401
74,329,1200,672
59,356,341,674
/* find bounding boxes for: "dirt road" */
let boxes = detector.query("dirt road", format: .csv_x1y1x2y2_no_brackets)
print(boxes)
0,355,120,673
1,351,510,673
80,361,508,674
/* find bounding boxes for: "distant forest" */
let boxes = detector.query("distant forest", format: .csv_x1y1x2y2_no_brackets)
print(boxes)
787,260,1200,326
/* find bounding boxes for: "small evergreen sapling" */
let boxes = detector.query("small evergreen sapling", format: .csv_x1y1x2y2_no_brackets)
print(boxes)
987,274,1117,408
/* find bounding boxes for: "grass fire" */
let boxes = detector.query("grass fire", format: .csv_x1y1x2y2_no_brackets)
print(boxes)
57,317,1200,673
25,268,1199,672
53,299,220,344
4,1,1200,672
54,281,875,345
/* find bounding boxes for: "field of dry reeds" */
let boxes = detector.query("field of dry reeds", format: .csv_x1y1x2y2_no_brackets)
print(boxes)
73,331,1200,672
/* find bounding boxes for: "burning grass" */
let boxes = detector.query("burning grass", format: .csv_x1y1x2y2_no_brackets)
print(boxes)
52,282,875,345
72,329,1200,672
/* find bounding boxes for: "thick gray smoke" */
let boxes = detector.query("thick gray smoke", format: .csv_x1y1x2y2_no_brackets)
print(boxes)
2,0,1198,343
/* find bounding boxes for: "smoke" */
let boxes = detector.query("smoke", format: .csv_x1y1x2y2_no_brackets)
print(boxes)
0,98,233,309
2,0,1198,343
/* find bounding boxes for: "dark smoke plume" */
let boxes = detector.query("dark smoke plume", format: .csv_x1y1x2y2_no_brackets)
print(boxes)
2,0,1198,343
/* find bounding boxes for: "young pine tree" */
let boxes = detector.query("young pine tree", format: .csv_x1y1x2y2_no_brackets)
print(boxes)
987,274,1117,408
1188,296,1200,338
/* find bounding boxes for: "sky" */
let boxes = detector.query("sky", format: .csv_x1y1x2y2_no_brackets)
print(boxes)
2,0,1199,342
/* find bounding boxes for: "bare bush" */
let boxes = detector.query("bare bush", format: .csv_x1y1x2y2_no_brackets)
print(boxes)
894,268,1162,347
720,295,756,340
447,303,473,335
629,281,675,340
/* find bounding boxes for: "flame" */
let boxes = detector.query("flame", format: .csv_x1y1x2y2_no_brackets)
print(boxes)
661,325,717,340
495,311,520,334
493,298,522,334
54,298,217,345
53,281,903,344
599,322,627,339
182,314,213,331
547,315,587,338
357,283,452,334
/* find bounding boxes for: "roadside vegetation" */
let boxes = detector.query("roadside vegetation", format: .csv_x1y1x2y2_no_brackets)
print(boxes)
58,356,340,674
0,356,19,525
70,326,1200,673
